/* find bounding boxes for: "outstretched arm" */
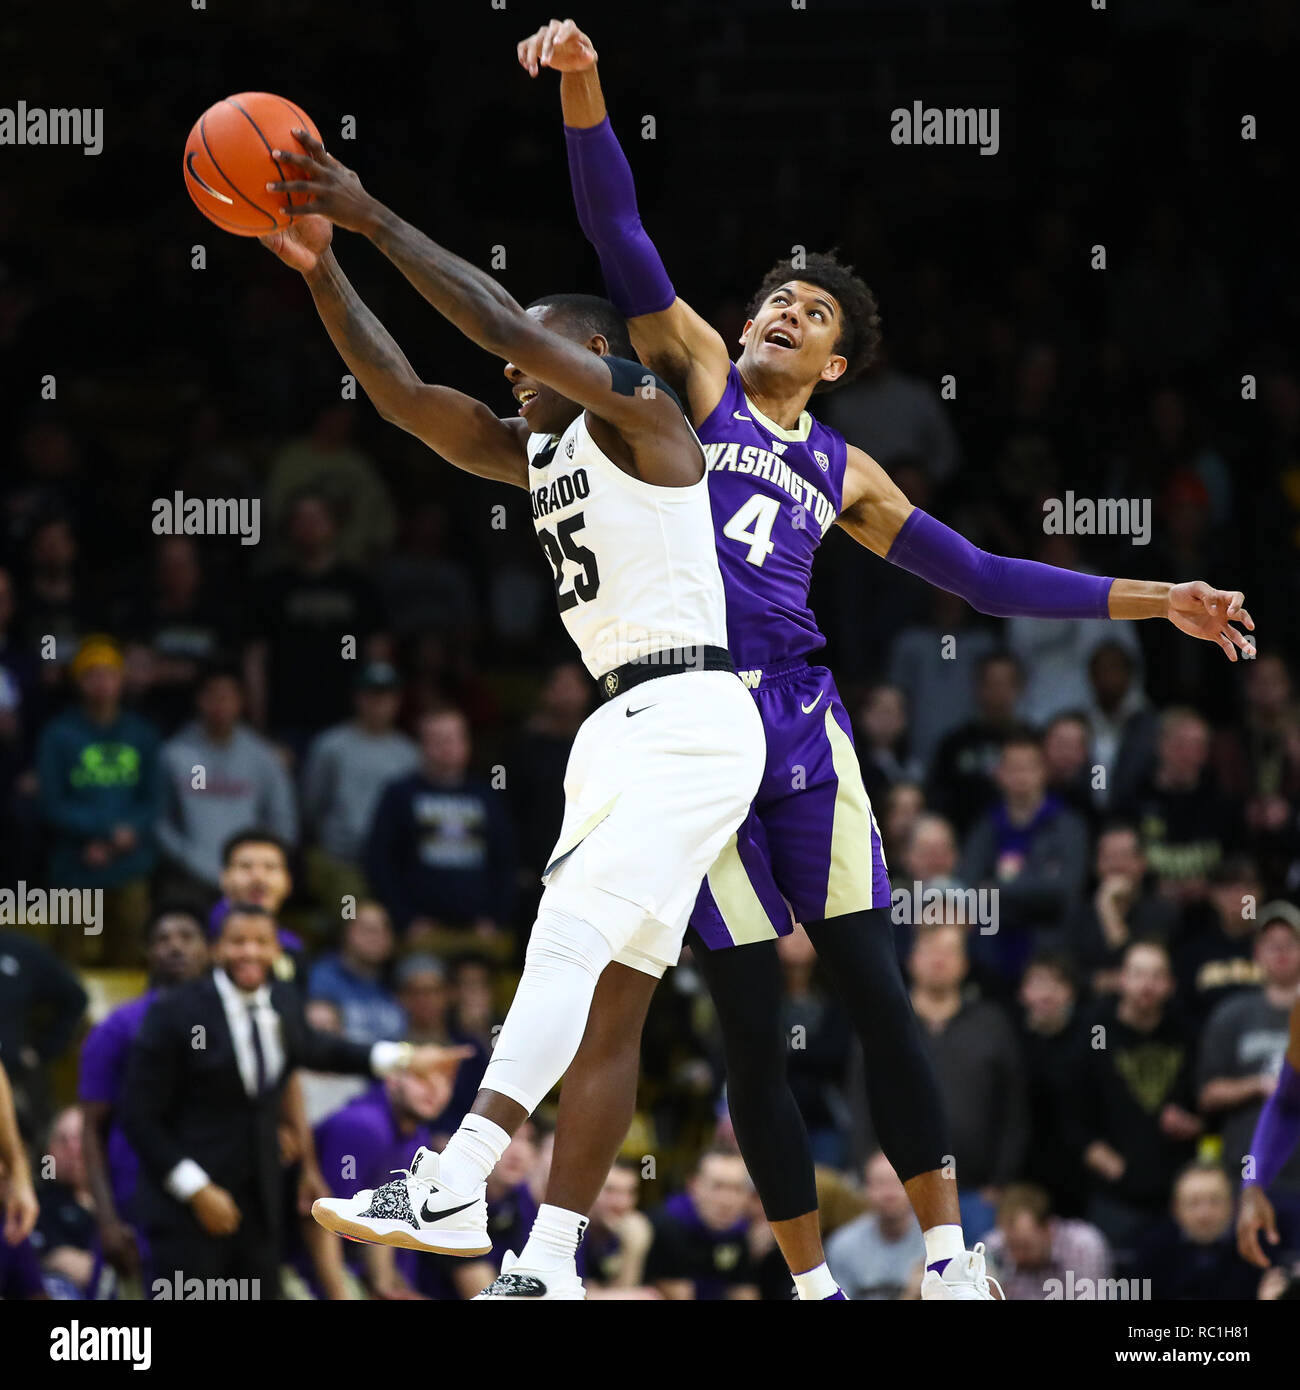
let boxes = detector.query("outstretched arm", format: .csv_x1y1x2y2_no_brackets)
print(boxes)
269,132,701,485
518,18,733,422
261,216,529,488
838,444,1256,658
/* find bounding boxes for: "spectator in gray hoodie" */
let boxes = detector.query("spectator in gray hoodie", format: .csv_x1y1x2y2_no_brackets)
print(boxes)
155,664,298,893
300,661,420,908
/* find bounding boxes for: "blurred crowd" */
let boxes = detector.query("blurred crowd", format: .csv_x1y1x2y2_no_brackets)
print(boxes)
2,0,1300,1302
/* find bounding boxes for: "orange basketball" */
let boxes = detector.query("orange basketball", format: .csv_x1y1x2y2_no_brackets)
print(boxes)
183,92,322,236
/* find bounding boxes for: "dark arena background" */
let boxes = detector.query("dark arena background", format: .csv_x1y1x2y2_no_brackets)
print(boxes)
0,0,1297,1366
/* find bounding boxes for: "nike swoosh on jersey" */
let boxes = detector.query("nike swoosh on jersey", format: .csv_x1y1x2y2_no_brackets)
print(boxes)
801,692,825,713
625,704,655,717
733,411,752,421
419,1193,480,1223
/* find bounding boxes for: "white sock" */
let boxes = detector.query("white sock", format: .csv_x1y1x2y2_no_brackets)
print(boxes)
437,1114,511,1194
791,1262,839,1300
924,1223,966,1273
517,1204,589,1272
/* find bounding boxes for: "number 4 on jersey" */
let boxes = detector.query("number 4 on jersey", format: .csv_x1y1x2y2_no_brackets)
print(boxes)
722,494,779,567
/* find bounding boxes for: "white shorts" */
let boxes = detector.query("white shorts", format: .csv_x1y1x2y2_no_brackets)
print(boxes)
539,668,765,978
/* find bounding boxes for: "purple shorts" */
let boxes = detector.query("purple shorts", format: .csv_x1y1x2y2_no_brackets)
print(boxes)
689,660,892,950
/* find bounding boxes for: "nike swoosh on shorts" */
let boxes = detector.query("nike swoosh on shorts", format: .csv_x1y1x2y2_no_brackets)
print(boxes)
801,692,824,713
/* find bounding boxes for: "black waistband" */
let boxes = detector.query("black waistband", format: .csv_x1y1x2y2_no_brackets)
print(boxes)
597,645,734,701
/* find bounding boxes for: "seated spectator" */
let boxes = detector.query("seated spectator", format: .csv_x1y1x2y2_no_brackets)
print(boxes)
156,664,298,896
1173,856,1266,1028
644,1150,761,1301
301,661,420,908
907,923,1028,1226
927,652,1026,837
29,1107,107,1298
309,1070,455,1301
117,537,241,736
505,662,591,889
983,1183,1111,1301
35,635,161,964
78,902,211,1286
1041,710,1097,827
0,929,87,1145
882,781,925,867
1074,941,1202,1261
1116,706,1242,909
307,901,405,1046
888,589,998,769
1017,953,1090,1215
215,828,306,991
578,1159,658,1298
825,1150,925,1300
777,924,854,1166
1085,640,1157,813
959,730,1090,984
854,683,920,811
1135,1162,1258,1300
897,812,966,962
1197,901,1300,1252
363,708,515,952
1065,821,1180,995
243,489,389,760
395,955,487,1138
447,955,501,1054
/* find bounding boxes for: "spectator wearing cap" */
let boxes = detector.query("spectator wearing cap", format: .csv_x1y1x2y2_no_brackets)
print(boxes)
395,954,487,1137
300,660,420,911
156,664,298,897
1198,900,1300,1250
982,1183,1111,1301
35,635,162,964
363,707,515,954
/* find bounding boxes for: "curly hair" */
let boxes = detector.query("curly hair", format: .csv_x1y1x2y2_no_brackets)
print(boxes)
745,250,882,392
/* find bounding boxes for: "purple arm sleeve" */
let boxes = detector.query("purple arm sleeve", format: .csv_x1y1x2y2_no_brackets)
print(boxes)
564,117,676,319
885,509,1114,620
1245,1059,1300,1191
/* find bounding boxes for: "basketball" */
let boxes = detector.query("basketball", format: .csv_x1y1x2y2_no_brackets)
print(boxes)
182,92,322,236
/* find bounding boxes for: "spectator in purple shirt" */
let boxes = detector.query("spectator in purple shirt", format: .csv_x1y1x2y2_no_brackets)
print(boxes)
308,1072,452,1300
79,900,210,1283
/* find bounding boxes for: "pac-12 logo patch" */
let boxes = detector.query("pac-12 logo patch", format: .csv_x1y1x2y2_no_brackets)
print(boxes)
814,450,830,471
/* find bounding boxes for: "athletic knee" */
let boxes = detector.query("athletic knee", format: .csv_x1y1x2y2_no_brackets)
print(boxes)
525,907,613,983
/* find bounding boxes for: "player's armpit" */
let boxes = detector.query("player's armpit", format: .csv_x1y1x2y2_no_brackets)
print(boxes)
392,386,531,489
627,297,733,426
834,444,915,556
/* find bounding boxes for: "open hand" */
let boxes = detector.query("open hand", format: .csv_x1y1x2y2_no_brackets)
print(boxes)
1166,582,1255,661
260,214,333,274
267,131,378,235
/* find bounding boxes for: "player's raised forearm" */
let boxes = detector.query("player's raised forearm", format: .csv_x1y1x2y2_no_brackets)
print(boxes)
301,248,425,421
1106,578,1172,620
365,204,528,361
559,65,607,129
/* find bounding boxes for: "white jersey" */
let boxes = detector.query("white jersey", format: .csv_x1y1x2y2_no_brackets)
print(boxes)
526,407,729,677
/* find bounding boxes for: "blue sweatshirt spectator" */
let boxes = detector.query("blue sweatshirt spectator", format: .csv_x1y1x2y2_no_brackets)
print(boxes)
363,708,515,938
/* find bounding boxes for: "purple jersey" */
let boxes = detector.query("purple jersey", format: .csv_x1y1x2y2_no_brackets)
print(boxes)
77,991,157,1218
699,364,848,670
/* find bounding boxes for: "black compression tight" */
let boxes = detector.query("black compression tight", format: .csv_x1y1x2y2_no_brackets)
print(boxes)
687,907,951,1223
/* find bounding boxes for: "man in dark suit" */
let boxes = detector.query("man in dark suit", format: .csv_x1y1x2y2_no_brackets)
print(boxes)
122,903,466,1299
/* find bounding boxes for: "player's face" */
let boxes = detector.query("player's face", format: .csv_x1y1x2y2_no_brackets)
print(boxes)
221,843,291,915
214,913,279,991
147,914,209,985
738,281,846,390
503,307,586,436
